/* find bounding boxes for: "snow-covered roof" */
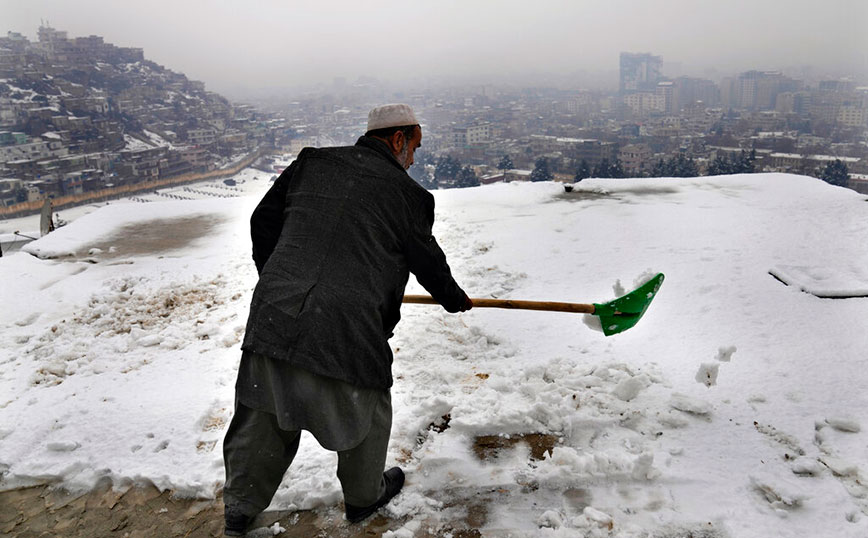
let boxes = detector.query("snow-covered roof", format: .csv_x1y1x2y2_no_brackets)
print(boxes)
556,137,598,143
770,153,861,163
122,134,154,151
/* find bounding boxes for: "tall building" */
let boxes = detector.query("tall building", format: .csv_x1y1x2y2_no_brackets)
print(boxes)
620,52,663,94
819,79,855,93
674,77,720,108
722,71,801,111
656,81,677,114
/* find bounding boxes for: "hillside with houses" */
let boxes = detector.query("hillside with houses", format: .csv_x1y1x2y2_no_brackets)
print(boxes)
0,26,285,211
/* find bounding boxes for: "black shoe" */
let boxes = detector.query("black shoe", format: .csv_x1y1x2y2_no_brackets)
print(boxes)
345,467,405,523
224,505,251,536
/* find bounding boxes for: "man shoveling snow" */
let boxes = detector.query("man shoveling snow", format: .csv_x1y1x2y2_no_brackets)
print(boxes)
222,104,472,536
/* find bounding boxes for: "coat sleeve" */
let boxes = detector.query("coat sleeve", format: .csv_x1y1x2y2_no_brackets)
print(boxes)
404,194,467,313
250,160,297,274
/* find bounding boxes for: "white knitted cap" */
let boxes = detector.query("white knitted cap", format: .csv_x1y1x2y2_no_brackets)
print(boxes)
367,104,418,131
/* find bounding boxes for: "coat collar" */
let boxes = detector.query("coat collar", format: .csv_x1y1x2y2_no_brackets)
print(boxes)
355,136,407,173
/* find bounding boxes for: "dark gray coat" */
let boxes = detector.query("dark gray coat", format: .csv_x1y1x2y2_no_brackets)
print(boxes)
241,136,467,389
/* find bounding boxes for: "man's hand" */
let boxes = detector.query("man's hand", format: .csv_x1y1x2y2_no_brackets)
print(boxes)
460,294,473,312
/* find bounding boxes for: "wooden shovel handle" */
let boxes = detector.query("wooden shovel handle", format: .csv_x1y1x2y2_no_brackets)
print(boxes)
402,295,596,314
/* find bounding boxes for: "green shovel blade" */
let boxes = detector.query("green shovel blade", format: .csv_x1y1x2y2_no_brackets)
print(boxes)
593,273,665,336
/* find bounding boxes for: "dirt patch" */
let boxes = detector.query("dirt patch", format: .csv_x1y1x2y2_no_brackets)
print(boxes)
557,185,680,203
472,433,560,461
431,486,511,537
0,482,225,538
429,413,452,434
556,190,612,202
0,483,409,538
616,186,681,196
436,501,487,538
81,215,225,259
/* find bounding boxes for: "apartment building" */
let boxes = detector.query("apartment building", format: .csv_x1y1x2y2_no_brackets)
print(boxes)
187,128,217,146
838,106,866,128
656,82,677,114
447,122,492,147
619,144,653,175
0,136,68,164
769,153,860,173
624,92,664,116
620,52,663,94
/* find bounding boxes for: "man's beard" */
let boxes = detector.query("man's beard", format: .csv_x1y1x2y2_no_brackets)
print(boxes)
396,143,411,169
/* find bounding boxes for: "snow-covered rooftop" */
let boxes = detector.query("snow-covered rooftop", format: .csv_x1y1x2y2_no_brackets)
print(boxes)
770,152,861,163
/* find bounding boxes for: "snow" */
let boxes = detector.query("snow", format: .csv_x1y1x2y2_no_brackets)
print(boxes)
122,133,153,151
0,166,276,237
21,199,232,259
143,129,174,149
694,362,720,387
769,264,868,298
715,345,737,362
1,172,868,537
825,417,861,434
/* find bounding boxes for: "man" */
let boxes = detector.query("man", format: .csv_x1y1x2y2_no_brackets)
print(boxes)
222,104,472,536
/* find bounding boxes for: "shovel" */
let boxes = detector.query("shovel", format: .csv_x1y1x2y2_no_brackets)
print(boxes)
403,272,664,336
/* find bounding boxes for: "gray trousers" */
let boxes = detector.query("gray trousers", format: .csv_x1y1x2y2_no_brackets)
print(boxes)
222,399,391,516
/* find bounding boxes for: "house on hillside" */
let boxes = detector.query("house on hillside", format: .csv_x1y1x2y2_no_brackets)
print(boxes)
504,169,532,182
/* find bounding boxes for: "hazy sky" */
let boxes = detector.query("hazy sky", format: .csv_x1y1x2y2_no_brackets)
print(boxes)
2,0,867,96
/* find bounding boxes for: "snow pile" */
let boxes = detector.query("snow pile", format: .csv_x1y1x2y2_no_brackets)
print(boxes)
2,173,868,537
694,362,719,387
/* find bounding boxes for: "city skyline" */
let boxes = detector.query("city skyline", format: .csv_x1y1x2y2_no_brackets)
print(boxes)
3,17,866,214
2,0,866,98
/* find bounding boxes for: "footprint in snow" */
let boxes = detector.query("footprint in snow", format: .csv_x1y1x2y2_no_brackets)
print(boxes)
669,393,712,416
14,313,41,327
47,441,80,452
813,417,868,514
750,472,809,513
715,346,737,361
824,417,861,433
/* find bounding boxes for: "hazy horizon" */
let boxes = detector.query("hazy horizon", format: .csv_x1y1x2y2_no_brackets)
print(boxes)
2,0,867,99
